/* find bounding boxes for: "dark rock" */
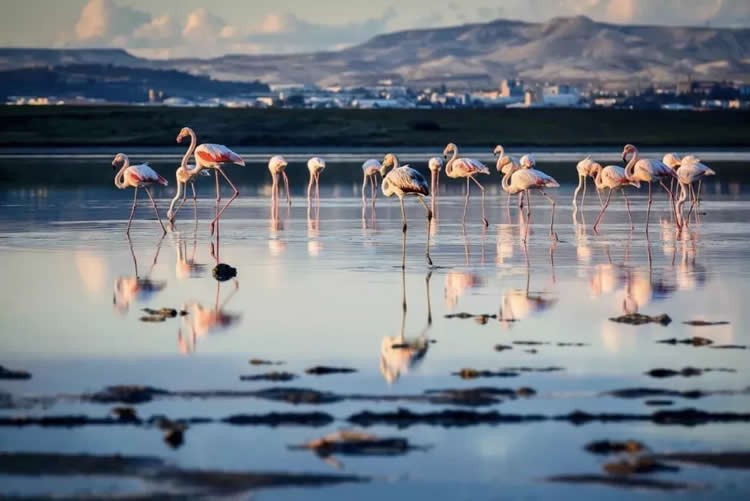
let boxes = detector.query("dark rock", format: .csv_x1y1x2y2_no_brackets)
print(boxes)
452,368,519,379
524,349,538,354
142,307,178,317
423,387,514,406
610,313,672,326
0,365,31,380
240,372,297,382
710,344,747,350
682,320,730,326
222,412,334,427
212,263,237,281
252,387,342,405
494,344,513,351
249,359,283,365
603,457,679,475
86,385,170,404
348,408,546,427
557,342,588,347
112,407,138,423
585,440,647,455
444,312,497,320
645,400,674,406
657,336,713,346
545,474,695,491
513,341,548,345
650,451,750,470
139,315,167,322
305,366,358,376
164,427,184,448
516,387,537,397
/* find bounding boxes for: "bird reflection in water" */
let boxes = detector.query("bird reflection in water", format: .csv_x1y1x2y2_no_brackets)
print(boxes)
444,271,483,310
114,236,166,314
307,205,322,257
498,241,558,329
496,224,514,265
380,271,432,384
269,209,287,257
174,233,206,280
178,224,240,354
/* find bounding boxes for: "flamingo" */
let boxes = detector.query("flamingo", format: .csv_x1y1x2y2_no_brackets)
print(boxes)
443,143,490,226
675,156,715,229
268,155,291,215
590,163,640,232
622,144,678,234
307,157,325,207
179,281,240,354
662,152,683,204
361,159,381,208
176,127,245,235
167,157,211,227
573,156,603,215
500,160,560,241
428,156,443,197
494,145,523,211
111,153,168,235
379,154,433,268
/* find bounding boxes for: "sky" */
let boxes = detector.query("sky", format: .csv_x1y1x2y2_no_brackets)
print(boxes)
1,0,750,59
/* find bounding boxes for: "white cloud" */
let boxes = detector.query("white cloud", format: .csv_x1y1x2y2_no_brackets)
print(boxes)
74,0,150,42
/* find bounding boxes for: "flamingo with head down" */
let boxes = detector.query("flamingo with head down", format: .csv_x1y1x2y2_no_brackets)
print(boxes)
361,159,381,209
111,153,168,235
675,156,715,229
443,143,490,226
167,153,211,227
176,127,244,235
307,157,325,207
573,156,603,215
590,163,640,233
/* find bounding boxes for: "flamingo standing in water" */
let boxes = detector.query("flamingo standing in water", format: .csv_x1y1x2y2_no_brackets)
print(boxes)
268,155,291,212
111,153,168,235
500,160,560,241
590,163,640,232
428,157,443,197
379,154,433,268
307,157,325,207
167,157,211,227
494,145,523,211
176,127,244,235
622,144,677,234
676,156,715,229
361,159,381,208
573,156,603,215
443,143,490,226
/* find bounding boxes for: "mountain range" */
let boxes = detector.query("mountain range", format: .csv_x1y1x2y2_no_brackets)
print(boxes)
2,16,750,89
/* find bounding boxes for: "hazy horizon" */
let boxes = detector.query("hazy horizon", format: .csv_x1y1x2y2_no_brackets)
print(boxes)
1,0,750,59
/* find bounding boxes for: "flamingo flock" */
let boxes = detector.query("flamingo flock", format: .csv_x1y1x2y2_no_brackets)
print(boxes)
111,131,715,266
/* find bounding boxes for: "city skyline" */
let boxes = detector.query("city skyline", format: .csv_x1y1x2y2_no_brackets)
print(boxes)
1,0,750,59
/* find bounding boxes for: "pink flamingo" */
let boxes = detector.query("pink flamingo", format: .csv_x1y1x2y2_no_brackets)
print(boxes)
590,163,640,233
306,157,325,207
111,153,168,235
494,145,524,212
500,159,559,241
176,127,245,235
443,143,490,226
361,159,381,208
675,156,715,229
167,158,211,227
622,144,678,234
573,156,604,214
268,155,290,219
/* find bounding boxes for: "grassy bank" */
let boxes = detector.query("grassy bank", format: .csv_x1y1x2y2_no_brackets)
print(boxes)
1,106,750,147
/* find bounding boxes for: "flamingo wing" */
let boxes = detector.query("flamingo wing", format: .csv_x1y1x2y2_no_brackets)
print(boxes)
129,163,168,186
362,159,380,173
387,167,429,195
527,168,559,188
455,158,489,176
197,144,245,166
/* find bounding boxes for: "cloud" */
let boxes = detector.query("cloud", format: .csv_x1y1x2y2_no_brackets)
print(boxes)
74,0,150,42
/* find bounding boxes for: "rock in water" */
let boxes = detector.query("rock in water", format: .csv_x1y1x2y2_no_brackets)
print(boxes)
213,263,237,281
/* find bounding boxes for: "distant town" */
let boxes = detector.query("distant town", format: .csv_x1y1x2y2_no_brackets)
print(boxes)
8,77,750,111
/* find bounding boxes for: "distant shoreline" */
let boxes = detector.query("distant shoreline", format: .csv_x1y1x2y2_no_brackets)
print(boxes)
2,106,749,148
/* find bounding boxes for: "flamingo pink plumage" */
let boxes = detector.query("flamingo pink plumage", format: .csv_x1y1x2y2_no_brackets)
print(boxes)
176,127,244,235
111,153,168,235
361,159,382,209
590,163,641,232
443,142,490,226
500,160,560,241
675,156,715,229
622,144,678,233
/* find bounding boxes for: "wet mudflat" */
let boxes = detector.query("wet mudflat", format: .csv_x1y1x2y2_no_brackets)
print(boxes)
1,157,750,500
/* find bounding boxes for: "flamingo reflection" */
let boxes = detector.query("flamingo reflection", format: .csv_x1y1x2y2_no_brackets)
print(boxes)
498,242,557,329
380,272,433,384
444,271,483,309
179,280,240,354
175,233,206,279
114,236,166,314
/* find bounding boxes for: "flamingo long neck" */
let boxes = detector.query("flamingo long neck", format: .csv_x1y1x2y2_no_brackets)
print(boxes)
167,177,184,218
183,128,198,171
593,166,603,190
501,165,514,193
445,147,458,176
495,146,506,172
624,148,639,178
114,157,129,189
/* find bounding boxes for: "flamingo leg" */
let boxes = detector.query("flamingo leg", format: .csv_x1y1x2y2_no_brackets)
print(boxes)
583,176,589,209
215,170,221,202
593,188,613,233
209,167,239,236
540,190,558,241
271,172,279,220
361,172,368,207
171,182,189,224
696,179,703,206
462,177,470,226
400,197,407,234
573,175,583,211
658,180,678,229
687,183,697,225
282,171,291,207
596,186,603,207
191,182,198,226
417,196,433,266
622,189,633,230
525,189,531,218
126,186,139,235
645,182,652,235
307,172,314,207
315,172,321,205
144,186,167,234
371,174,377,207
470,175,489,226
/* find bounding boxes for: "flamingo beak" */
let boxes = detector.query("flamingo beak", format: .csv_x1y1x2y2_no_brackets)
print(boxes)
621,153,628,163
176,135,183,143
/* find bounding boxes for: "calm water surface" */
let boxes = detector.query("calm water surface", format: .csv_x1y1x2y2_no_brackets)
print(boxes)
1,154,749,499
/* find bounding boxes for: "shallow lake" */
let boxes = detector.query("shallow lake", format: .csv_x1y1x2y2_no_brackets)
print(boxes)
1,152,749,499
